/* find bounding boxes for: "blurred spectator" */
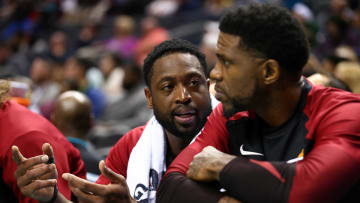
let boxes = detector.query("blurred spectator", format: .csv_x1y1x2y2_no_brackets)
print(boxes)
134,16,169,66
200,21,219,97
0,39,32,77
51,62,66,85
61,0,109,26
99,52,125,104
0,77,33,108
315,0,355,31
320,45,357,74
200,21,219,73
93,65,151,139
307,73,351,91
86,65,104,90
316,15,359,60
51,91,102,179
103,15,137,60
204,0,236,15
292,2,318,48
334,45,358,61
47,31,70,64
28,56,60,119
334,61,360,94
322,55,348,74
75,23,99,49
64,56,106,119
0,42,13,77
146,0,180,17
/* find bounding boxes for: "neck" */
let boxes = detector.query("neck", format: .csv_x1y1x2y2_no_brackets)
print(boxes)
165,130,193,156
256,80,303,127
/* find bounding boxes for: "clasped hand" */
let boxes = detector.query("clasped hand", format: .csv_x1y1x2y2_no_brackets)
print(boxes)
186,146,236,182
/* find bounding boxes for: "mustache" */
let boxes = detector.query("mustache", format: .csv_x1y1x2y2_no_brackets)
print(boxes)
214,84,224,94
172,104,197,115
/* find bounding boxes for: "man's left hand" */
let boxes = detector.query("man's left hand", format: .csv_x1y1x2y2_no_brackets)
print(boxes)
186,146,236,182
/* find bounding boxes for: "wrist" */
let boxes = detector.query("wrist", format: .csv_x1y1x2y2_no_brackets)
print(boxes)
39,185,58,203
213,155,236,181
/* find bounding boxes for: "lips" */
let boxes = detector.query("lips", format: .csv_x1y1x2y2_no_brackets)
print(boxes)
173,108,196,125
214,85,225,101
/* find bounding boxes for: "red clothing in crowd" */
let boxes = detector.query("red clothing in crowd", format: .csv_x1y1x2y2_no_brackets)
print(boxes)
0,100,86,203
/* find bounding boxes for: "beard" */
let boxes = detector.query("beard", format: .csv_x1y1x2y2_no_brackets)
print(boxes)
153,104,212,139
222,98,248,118
222,80,261,118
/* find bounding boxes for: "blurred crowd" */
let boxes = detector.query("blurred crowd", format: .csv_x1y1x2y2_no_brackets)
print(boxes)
1,0,360,158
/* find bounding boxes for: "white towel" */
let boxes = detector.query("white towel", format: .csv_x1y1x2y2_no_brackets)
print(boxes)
126,95,219,202
127,117,165,203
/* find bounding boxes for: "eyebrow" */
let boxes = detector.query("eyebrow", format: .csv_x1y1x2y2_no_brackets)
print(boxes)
157,76,175,84
157,70,205,84
216,53,229,62
184,71,205,80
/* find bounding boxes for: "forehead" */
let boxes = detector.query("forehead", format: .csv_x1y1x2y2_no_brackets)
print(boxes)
216,32,241,54
151,52,204,81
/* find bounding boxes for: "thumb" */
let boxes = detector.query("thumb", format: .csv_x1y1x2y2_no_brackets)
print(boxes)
99,160,125,184
42,143,55,163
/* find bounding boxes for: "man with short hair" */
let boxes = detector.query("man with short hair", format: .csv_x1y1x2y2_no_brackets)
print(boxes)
157,4,360,203
13,39,219,203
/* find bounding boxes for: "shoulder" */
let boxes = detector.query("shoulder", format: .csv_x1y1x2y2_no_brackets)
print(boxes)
305,86,360,140
122,125,146,145
0,101,66,151
306,86,360,118
102,125,146,180
109,125,146,157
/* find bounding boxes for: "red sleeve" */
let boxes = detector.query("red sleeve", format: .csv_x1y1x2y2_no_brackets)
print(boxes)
158,102,360,203
96,126,144,185
287,101,360,202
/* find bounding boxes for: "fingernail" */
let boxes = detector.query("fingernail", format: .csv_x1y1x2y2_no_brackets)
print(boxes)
62,173,68,180
41,155,49,162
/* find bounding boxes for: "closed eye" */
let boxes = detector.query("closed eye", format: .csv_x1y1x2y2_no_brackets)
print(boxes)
216,54,231,67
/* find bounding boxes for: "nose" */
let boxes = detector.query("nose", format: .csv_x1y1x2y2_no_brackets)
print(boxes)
175,85,191,104
210,63,222,82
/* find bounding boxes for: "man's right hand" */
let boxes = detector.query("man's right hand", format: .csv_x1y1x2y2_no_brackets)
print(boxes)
12,143,58,202
63,160,136,203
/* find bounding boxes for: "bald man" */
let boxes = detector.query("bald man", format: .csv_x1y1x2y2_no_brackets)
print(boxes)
51,91,101,176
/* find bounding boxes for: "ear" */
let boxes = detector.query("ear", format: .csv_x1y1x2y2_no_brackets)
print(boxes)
262,59,280,85
144,87,153,109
